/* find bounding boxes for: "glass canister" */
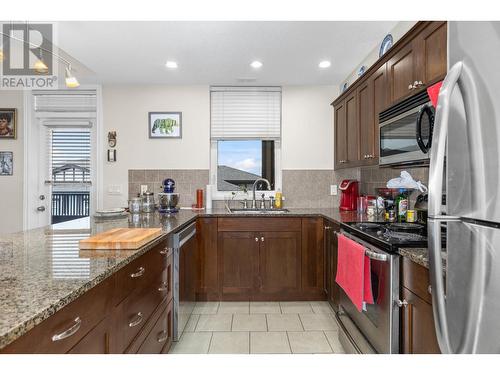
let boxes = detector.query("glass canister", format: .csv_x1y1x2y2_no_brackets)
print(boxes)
142,191,155,213
129,196,143,214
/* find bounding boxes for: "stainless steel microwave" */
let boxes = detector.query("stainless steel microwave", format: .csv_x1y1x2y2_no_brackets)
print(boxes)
379,90,435,166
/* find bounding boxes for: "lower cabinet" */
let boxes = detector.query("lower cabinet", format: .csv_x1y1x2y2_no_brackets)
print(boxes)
325,221,341,311
400,257,441,354
215,217,324,301
68,317,110,354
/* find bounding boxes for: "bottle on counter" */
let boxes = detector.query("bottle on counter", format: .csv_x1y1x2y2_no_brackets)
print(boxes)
395,189,408,222
275,189,283,209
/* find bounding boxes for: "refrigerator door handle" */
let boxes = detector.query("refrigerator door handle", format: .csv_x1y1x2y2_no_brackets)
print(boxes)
428,61,463,218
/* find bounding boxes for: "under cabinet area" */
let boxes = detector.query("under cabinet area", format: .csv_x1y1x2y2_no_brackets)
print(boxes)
400,257,441,354
332,21,447,170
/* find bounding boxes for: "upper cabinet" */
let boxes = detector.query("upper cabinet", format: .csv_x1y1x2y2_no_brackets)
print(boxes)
332,21,447,170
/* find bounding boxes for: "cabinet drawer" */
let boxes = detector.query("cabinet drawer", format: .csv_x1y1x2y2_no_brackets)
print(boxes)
137,299,173,354
2,276,114,354
114,266,168,353
218,217,301,232
113,239,169,305
401,257,432,304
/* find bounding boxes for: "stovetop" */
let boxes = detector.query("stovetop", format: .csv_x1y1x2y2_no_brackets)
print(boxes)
341,221,428,252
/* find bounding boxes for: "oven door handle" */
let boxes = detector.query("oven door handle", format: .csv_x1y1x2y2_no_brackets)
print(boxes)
364,249,388,262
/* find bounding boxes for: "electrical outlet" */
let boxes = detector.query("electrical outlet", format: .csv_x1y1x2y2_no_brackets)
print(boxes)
330,185,338,196
107,185,122,195
140,185,148,194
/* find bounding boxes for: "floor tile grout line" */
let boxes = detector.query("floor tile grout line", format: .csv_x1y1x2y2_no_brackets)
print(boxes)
230,313,234,331
285,331,293,354
207,332,214,354
322,330,335,353
298,313,305,331
193,314,201,332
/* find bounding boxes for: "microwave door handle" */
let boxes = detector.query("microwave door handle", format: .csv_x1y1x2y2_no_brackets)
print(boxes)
416,104,434,154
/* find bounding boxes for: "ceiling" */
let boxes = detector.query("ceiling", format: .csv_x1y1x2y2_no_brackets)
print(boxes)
56,21,398,86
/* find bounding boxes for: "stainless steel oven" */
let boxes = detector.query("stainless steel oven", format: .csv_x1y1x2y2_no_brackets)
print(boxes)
379,90,435,167
335,230,400,354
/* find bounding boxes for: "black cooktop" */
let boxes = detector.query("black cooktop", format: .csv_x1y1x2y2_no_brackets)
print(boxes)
341,221,428,252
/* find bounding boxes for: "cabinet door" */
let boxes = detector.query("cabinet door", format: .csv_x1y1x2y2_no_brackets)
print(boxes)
415,21,447,85
218,231,259,299
345,92,359,166
301,218,325,295
334,100,347,168
371,63,388,160
258,231,301,296
197,218,219,300
68,318,109,354
387,41,419,104
357,79,374,164
401,287,441,354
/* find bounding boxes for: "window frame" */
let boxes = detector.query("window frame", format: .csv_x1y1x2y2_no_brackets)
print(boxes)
210,138,282,201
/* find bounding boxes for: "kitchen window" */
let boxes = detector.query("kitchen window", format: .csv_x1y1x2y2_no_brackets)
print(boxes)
210,86,282,199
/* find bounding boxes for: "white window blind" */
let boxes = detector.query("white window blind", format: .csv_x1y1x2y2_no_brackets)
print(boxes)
50,129,91,184
34,91,97,112
211,86,281,139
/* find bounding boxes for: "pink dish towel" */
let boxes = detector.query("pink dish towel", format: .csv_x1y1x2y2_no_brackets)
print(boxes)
336,233,374,312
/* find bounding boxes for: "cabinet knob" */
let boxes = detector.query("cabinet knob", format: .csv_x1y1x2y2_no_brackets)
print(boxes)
408,83,414,90
428,285,432,294
261,237,265,242
396,299,409,308
255,237,259,242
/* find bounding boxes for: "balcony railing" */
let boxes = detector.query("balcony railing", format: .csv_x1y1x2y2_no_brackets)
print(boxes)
51,192,90,224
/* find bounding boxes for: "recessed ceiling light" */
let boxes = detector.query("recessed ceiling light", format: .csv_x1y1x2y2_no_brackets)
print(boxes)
165,61,178,69
319,60,331,68
250,61,263,69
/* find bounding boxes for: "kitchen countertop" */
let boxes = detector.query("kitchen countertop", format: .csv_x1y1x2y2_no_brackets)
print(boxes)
398,247,447,273
0,207,418,350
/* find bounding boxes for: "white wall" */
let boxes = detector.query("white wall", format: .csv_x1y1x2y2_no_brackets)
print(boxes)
282,85,338,170
342,21,417,87
0,91,24,234
101,84,338,208
101,85,210,208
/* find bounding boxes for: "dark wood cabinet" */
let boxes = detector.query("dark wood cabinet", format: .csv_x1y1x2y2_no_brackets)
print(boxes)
259,231,301,296
214,217,324,301
68,318,109,354
400,257,441,354
345,92,359,166
197,217,219,300
325,221,341,312
332,21,447,170
218,231,259,299
334,100,347,167
387,41,419,103
415,21,447,87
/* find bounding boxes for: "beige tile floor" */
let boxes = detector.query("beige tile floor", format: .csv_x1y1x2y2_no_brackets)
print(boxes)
170,301,346,354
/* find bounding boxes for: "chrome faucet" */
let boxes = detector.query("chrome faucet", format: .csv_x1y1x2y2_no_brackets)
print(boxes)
252,178,271,209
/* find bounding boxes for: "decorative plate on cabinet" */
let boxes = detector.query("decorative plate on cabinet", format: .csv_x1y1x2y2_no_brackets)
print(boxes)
379,34,393,57
357,65,366,77
341,82,349,93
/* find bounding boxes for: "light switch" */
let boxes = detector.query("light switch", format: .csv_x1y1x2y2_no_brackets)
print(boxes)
108,185,122,195
330,185,338,196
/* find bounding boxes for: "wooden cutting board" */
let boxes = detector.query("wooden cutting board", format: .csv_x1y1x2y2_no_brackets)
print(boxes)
79,228,163,250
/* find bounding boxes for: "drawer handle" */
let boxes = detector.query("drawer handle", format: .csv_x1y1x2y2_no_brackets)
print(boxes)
51,317,82,342
428,285,432,294
158,281,169,292
160,247,173,255
396,299,409,308
157,330,169,343
128,312,144,327
130,267,145,278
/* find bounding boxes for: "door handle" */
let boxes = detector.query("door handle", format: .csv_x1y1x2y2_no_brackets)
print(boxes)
37,206,46,212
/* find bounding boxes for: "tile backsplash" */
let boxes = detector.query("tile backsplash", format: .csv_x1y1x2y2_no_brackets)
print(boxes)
128,166,428,209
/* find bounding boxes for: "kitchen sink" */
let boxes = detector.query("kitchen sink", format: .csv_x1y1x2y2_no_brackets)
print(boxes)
228,208,290,214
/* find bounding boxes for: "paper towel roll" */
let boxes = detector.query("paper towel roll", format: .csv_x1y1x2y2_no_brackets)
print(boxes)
206,184,213,210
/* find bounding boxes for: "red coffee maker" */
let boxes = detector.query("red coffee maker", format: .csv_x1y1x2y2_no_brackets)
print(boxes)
339,179,359,211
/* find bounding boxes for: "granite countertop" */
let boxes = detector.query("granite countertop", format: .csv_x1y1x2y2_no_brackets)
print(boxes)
398,247,447,273
0,206,411,350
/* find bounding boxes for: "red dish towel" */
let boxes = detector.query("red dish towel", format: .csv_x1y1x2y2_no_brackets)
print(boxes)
427,81,443,108
336,233,374,312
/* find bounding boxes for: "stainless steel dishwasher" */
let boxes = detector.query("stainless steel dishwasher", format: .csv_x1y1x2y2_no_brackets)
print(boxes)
170,221,197,341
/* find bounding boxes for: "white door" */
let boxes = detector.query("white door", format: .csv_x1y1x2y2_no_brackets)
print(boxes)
25,90,98,230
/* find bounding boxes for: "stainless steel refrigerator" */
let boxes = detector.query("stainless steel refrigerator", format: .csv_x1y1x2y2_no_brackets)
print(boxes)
428,21,500,354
